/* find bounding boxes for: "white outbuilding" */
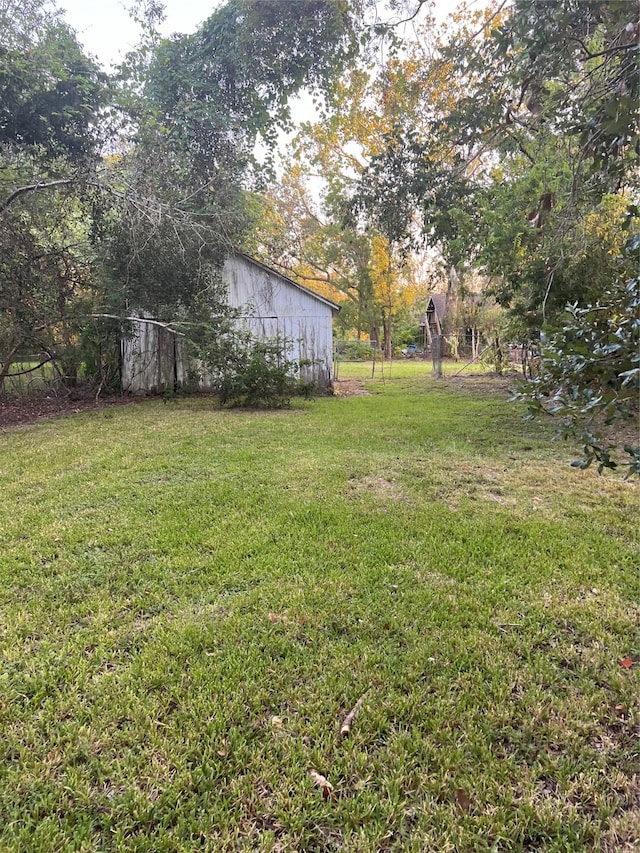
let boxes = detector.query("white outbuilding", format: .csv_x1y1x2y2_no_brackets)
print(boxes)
121,253,339,394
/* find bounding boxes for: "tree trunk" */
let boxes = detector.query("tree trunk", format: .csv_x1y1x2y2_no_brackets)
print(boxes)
432,334,443,378
0,341,22,396
494,336,503,375
383,314,392,359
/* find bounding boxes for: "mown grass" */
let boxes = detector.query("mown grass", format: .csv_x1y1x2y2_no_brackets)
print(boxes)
334,356,489,382
0,372,638,852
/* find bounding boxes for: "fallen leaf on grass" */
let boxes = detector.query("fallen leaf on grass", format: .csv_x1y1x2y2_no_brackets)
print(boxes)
454,789,473,813
309,769,333,799
340,692,367,737
619,658,634,669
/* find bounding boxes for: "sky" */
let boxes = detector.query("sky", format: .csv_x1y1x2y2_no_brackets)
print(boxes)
59,0,465,69
59,0,220,67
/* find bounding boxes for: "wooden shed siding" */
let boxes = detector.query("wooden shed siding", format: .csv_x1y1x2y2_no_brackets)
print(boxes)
121,255,336,392
223,255,336,385
121,317,188,394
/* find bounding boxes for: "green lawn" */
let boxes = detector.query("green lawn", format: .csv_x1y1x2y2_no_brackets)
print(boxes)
1,373,638,852
334,356,490,382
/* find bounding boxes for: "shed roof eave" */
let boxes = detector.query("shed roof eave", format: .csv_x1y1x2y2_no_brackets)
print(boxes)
230,252,341,314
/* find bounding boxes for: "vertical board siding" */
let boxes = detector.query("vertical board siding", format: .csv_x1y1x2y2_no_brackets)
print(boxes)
122,319,189,394
121,255,337,393
223,255,335,385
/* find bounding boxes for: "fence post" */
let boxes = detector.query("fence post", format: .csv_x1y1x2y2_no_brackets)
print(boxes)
432,334,443,378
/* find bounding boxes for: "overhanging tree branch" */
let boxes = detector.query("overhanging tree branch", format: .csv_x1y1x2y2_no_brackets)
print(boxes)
0,179,75,213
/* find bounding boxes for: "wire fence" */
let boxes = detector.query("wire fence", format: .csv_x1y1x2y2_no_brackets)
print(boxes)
333,336,537,380
0,357,59,396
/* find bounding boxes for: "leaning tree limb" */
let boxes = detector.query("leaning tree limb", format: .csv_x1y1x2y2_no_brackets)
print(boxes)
0,179,75,213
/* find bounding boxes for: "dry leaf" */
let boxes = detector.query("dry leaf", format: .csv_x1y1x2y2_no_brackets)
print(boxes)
309,769,333,799
340,693,367,737
619,658,634,669
454,788,473,813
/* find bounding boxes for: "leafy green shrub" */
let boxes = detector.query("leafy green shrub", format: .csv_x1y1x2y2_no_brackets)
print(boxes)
335,340,375,361
396,326,421,348
203,332,316,408
514,235,639,476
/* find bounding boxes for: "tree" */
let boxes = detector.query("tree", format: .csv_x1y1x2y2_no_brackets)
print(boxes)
349,0,638,468
357,0,638,293
1,0,391,393
515,234,639,476
92,0,383,373
251,53,430,348
0,0,109,390
0,0,107,162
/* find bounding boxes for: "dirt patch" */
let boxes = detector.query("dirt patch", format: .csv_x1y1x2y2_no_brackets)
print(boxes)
332,379,370,397
348,474,404,502
0,394,146,431
444,372,518,396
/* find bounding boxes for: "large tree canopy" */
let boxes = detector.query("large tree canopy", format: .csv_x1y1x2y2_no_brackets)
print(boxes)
99,0,376,320
146,0,366,141
0,0,106,164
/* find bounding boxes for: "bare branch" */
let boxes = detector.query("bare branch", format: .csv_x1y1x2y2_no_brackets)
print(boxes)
340,691,368,737
466,0,510,42
0,358,53,377
0,179,75,213
566,35,639,61
91,314,186,335
385,0,428,28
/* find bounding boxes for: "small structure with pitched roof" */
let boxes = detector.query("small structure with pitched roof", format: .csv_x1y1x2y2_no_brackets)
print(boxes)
121,253,340,393
420,294,448,349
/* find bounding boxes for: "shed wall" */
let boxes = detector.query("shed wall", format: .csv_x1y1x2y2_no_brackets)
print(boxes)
121,256,336,393
223,255,335,386
121,318,187,395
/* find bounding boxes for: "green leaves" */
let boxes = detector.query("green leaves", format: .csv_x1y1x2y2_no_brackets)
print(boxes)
0,17,107,161
517,235,640,475
143,0,367,152
199,332,317,408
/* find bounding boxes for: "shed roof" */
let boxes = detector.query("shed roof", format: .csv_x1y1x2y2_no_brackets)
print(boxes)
427,293,447,320
233,253,341,314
